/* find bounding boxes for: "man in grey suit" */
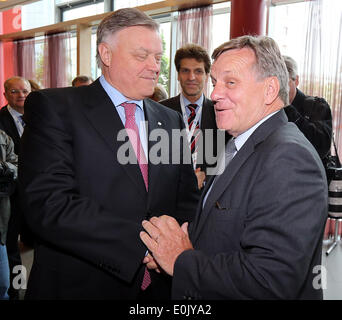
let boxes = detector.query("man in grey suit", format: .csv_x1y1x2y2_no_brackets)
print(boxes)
140,35,328,299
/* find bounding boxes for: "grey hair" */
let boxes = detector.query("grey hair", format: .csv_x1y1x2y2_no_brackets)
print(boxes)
283,55,298,80
212,35,289,106
4,76,31,91
96,7,160,68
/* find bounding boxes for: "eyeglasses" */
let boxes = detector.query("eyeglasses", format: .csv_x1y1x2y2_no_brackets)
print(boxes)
8,89,30,95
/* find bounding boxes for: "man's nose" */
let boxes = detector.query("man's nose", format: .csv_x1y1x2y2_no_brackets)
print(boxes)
188,71,196,80
147,56,160,72
210,83,224,101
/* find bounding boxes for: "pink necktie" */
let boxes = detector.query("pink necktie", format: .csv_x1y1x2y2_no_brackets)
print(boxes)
122,102,148,190
122,102,151,290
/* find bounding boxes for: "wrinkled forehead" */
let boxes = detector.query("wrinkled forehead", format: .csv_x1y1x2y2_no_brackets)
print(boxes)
6,79,30,90
211,48,257,77
106,25,161,45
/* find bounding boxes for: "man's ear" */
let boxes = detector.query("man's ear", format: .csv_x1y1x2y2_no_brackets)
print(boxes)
97,42,112,67
264,76,280,105
295,75,299,87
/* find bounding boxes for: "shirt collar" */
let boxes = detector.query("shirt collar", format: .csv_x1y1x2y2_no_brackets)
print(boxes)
7,105,23,118
181,93,204,109
234,111,279,152
99,75,144,110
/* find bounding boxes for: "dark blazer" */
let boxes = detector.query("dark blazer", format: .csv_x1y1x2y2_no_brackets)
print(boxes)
0,106,21,155
160,95,230,173
19,79,200,299
172,110,328,300
284,88,332,160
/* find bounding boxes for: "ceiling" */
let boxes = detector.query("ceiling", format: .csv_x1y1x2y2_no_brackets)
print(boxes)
0,0,38,12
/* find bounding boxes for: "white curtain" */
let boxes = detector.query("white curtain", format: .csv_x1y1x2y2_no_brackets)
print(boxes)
176,5,213,97
300,0,342,158
177,5,213,50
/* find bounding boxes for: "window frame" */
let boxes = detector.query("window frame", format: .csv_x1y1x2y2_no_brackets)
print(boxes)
57,0,108,22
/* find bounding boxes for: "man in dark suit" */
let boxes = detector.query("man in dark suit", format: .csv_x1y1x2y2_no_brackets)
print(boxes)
140,36,328,299
283,55,332,180
0,76,31,300
1,76,30,154
18,8,199,300
160,44,229,189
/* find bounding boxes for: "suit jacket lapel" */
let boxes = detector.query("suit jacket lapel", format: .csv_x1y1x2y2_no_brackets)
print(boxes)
191,110,289,244
191,140,255,244
143,99,165,206
81,80,147,198
200,97,216,130
3,107,21,143
173,95,182,114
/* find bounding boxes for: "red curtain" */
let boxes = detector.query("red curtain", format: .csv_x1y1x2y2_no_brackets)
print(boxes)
43,32,72,88
13,38,36,80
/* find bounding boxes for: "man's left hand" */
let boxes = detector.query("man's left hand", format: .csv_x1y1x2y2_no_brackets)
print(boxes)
195,167,206,189
140,215,193,276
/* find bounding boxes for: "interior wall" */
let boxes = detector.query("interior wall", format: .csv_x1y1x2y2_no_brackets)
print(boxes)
0,7,22,107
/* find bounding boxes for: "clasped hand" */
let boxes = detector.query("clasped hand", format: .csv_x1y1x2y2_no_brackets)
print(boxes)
140,215,193,276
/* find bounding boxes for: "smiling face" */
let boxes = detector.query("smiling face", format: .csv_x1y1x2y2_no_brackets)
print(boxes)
98,26,163,100
210,48,281,137
178,58,208,103
4,78,31,114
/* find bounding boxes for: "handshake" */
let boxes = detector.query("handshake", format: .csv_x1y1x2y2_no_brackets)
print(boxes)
0,162,16,197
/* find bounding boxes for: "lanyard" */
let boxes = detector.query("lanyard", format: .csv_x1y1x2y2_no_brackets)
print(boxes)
180,97,203,169
180,97,202,143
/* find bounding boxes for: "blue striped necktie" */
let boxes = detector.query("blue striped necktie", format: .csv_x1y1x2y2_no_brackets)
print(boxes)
18,115,25,127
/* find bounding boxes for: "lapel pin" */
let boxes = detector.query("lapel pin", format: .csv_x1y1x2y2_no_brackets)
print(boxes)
157,121,162,126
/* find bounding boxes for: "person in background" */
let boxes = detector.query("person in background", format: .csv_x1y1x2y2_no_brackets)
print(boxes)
0,76,31,300
160,44,229,189
283,55,332,173
1,77,30,153
71,75,94,87
140,35,328,300
19,7,199,300
28,80,41,91
0,130,18,300
150,83,168,102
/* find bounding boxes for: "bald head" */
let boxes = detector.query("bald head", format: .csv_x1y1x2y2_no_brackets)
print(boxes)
3,76,31,114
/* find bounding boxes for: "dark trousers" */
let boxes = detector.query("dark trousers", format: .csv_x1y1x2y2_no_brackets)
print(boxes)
137,271,172,300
